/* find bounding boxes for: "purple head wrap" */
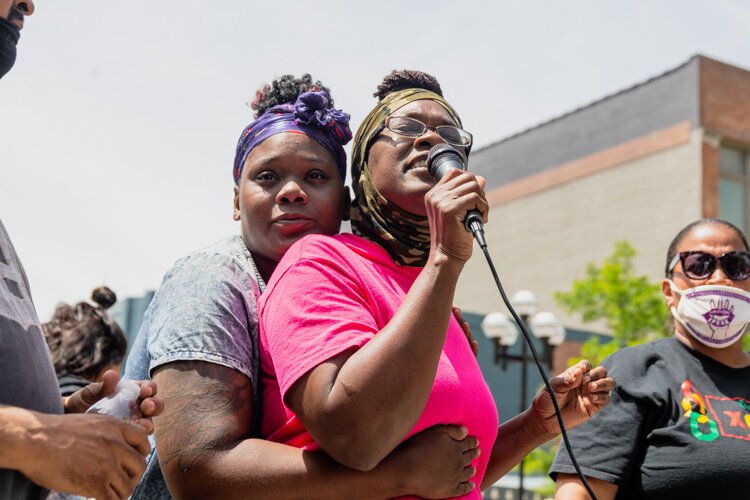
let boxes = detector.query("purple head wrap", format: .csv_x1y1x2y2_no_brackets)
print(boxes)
233,90,352,184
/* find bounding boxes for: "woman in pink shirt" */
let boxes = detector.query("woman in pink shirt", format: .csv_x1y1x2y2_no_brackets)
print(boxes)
259,70,615,498
134,74,485,499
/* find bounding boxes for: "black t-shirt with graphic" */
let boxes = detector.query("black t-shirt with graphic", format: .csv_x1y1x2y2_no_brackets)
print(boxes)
550,337,750,499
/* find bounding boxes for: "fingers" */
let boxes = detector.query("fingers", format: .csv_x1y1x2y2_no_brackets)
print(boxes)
452,480,476,497
452,305,465,324
64,381,103,414
118,442,148,480
137,380,157,399
67,370,120,413
549,363,583,393
453,305,479,357
131,380,164,420
470,340,479,357
432,169,489,222
107,474,135,500
439,424,468,441
101,370,120,397
580,365,614,399
573,359,593,374
134,417,154,433
138,396,164,419
586,376,616,400
584,365,608,382
462,442,480,466
104,484,121,500
119,421,151,456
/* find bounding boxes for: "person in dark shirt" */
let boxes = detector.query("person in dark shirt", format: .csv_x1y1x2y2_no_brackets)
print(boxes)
551,218,750,499
0,3,163,499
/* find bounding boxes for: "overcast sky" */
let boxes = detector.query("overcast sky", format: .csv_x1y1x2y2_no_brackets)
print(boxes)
3,1,750,319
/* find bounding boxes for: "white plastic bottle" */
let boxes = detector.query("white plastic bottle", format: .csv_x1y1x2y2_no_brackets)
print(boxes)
85,380,140,419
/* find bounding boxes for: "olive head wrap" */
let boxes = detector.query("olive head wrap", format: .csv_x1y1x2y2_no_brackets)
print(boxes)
349,88,465,267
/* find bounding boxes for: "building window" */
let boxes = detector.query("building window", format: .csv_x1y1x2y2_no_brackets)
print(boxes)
719,146,749,232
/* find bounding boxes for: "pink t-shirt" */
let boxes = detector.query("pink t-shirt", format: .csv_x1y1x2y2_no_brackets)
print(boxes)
259,233,499,498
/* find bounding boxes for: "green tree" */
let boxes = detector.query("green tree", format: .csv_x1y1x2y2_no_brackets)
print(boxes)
526,241,670,496
554,240,670,365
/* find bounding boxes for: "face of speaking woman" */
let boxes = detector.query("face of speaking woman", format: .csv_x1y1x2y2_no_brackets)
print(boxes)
662,221,750,365
366,100,470,216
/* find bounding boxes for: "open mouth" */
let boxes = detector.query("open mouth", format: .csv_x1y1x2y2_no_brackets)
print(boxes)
406,158,428,172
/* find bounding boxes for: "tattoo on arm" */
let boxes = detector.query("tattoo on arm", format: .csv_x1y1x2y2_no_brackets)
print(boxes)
154,361,254,473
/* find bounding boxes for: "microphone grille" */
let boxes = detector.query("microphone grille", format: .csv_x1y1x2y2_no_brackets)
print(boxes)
427,144,461,176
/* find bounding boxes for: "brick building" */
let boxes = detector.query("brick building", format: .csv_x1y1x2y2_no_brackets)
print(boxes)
459,55,750,380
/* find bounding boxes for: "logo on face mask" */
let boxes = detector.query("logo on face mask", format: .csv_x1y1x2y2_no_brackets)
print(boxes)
703,299,734,330
670,282,750,348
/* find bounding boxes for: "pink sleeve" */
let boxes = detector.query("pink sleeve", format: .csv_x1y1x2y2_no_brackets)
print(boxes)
261,242,377,402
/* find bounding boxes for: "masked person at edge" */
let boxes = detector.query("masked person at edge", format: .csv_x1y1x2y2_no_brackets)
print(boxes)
0,2,163,500
124,74,483,499
552,218,750,500
258,69,615,498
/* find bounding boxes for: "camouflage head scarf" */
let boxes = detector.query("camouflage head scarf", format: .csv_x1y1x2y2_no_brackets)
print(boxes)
350,88,464,267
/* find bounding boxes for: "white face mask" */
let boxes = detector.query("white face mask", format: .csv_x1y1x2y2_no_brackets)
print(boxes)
670,281,750,348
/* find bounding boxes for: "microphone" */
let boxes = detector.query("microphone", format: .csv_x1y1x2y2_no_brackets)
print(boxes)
427,144,487,248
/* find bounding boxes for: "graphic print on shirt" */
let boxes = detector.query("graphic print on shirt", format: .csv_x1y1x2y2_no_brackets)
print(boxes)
0,240,38,331
680,379,750,442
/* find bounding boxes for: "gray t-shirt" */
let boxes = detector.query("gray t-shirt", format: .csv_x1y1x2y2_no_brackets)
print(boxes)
0,219,64,500
124,236,262,499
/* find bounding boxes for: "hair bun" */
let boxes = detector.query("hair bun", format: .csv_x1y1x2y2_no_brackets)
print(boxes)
293,91,352,146
91,286,117,309
251,74,333,119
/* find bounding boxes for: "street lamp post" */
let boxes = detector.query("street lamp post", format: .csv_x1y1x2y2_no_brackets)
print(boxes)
481,291,566,500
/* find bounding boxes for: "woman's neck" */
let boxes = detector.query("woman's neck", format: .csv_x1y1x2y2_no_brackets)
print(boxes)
238,235,277,284
673,324,750,368
251,252,277,284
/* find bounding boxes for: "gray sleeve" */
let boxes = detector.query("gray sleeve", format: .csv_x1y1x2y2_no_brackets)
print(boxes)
549,349,664,486
143,250,259,390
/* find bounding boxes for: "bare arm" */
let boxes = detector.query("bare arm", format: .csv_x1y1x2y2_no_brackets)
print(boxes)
555,474,618,500
285,170,488,471
0,405,150,499
482,362,615,488
153,360,479,500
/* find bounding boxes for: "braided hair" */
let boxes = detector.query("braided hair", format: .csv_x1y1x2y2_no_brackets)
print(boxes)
43,286,127,381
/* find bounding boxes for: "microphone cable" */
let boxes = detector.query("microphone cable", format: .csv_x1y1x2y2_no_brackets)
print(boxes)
476,238,598,500
428,142,598,499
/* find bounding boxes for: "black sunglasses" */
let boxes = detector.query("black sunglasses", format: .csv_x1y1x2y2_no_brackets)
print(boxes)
668,250,750,281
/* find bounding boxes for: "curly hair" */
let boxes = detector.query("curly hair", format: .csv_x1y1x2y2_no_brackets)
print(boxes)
665,218,750,276
250,74,333,118
373,69,443,101
43,286,127,381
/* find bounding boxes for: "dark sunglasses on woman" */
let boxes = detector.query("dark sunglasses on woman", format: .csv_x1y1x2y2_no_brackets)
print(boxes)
669,250,750,281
